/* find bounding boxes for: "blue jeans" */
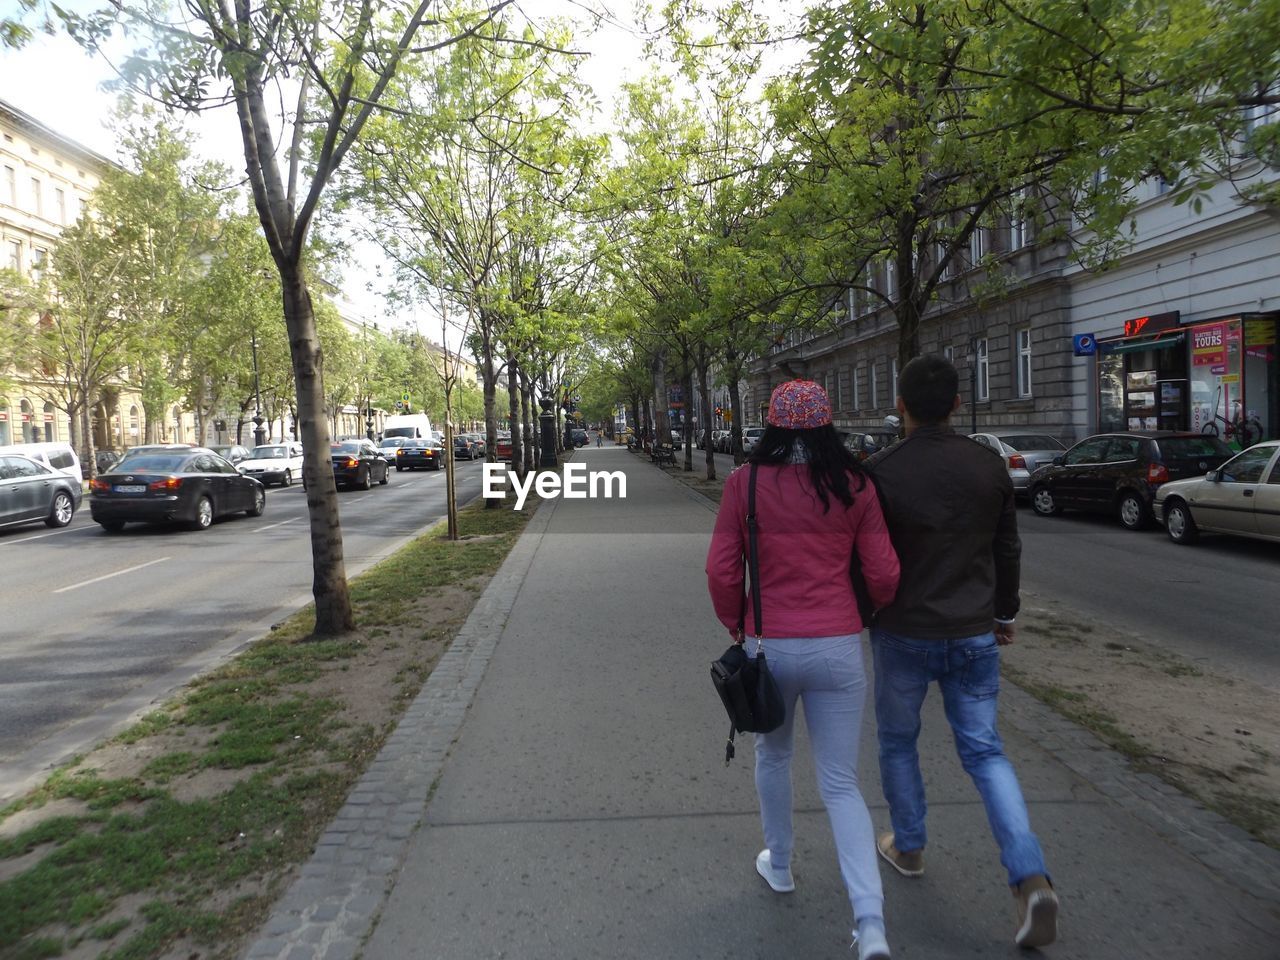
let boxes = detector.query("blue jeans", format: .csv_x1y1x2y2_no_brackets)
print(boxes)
755,635,883,923
871,629,1048,887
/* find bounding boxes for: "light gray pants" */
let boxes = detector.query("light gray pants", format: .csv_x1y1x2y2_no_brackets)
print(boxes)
755,634,884,923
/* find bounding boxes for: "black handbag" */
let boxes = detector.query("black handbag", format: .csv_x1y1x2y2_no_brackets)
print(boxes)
711,463,785,764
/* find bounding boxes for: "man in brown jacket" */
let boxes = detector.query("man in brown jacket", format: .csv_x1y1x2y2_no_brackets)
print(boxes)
865,355,1059,948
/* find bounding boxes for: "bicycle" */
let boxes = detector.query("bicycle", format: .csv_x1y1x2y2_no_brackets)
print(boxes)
1201,387,1263,447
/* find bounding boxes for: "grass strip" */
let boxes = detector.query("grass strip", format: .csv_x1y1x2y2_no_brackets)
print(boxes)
0,494,536,960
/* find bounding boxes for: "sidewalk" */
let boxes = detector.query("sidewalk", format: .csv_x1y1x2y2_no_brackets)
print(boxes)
245,446,1280,959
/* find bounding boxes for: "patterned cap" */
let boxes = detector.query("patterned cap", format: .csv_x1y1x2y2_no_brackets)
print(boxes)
766,380,832,429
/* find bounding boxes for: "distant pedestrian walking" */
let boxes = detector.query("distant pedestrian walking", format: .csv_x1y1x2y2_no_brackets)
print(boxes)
865,355,1059,948
596,431,603,447
707,379,899,960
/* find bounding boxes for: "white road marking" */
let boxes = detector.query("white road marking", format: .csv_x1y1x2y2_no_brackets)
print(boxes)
0,528,76,546
254,517,302,533
53,556,172,594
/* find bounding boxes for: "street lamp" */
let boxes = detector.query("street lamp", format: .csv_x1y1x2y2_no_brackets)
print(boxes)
251,331,267,447
539,391,559,469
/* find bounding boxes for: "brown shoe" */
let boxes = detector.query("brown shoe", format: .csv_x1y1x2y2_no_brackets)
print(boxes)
876,832,924,877
1013,875,1059,948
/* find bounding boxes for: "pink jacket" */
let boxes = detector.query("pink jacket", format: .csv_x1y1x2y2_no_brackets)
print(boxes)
706,464,899,639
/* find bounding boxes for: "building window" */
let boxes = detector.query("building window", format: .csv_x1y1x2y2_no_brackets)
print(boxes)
129,405,140,439
884,259,897,298
870,361,880,410
976,338,990,402
1010,189,1029,249
943,344,954,363
835,368,844,410
852,366,861,411
30,178,42,217
7,239,21,272
3,165,14,205
891,358,899,399
55,187,66,224
970,227,985,266
32,247,46,282
1016,327,1032,398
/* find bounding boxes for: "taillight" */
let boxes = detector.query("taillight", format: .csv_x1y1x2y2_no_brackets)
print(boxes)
148,476,182,491
1008,454,1027,470
90,478,110,492
1147,463,1170,484
345,457,359,468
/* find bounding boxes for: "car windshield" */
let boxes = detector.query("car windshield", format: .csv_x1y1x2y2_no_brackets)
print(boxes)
745,428,764,437
1157,436,1232,459
251,446,289,459
111,454,189,473
1002,435,1064,451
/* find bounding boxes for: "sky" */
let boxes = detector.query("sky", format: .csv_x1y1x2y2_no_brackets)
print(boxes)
0,1,798,351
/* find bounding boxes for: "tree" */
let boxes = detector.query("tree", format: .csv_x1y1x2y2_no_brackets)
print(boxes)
63,0,516,633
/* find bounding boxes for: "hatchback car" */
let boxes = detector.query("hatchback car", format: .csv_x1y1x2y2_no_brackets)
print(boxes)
237,442,304,487
454,435,478,460
0,455,82,531
970,430,1068,497
741,427,765,455
1029,432,1233,530
90,449,265,532
396,439,442,471
331,440,390,489
495,432,513,462
1155,440,1280,545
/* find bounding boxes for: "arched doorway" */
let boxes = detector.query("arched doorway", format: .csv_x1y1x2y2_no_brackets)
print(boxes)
20,398,35,443
43,401,57,442
0,400,10,445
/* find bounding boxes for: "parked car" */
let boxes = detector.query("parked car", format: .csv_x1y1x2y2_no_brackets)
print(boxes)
741,427,765,455
1029,432,1234,530
330,440,390,490
841,428,900,461
0,454,82,531
377,437,411,463
237,442,304,487
1155,440,1280,545
495,432,513,462
712,429,732,453
210,444,252,466
969,430,1068,497
395,439,442,471
0,442,84,482
571,428,590,448
451,434,476,460
462,433,486,457
89,448,265,532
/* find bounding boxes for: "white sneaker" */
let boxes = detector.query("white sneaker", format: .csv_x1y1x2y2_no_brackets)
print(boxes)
851,926,891,960
755,849,795,893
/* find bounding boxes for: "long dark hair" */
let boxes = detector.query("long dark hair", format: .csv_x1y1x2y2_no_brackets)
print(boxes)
747,423,867,512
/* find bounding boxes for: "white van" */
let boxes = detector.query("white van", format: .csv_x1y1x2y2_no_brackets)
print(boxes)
381,414,434,441
0,442,83,482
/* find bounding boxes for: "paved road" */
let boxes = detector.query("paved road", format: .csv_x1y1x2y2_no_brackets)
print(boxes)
690,443,1280,690
0,458,488,798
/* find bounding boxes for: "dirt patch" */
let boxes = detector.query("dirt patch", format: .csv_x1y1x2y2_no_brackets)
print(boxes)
1006,591,1280,848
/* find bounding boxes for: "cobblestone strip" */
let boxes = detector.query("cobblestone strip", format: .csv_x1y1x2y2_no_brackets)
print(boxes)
240,501,555,960
1001,684,1280,904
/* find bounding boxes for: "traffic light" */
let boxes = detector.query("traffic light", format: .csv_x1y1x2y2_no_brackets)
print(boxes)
715,406,722,416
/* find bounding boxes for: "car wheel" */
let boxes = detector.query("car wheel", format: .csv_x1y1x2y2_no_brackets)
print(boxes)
191,495,214,530
396,465,403,472
359,467,372,491
1031,485,1060,517
246,487,266,517
1164,499,1199,544
282,469,293,487
1117,491,1150,530
46,491,75,528
99,520,125,533
379,466,389,485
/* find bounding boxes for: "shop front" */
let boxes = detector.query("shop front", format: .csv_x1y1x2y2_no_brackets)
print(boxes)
1095,311,1277,447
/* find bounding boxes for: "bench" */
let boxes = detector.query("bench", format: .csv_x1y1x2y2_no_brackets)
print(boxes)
650,444,677,467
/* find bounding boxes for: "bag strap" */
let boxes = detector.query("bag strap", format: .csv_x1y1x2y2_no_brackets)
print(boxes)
746,463,763,639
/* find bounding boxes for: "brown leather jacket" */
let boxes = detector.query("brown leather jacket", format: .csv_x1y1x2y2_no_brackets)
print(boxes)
865,423,1020,639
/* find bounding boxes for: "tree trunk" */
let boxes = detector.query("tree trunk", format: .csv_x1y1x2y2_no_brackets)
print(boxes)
76,395,94,482
519,371,535,473
680,349,694,472
281,265,353,635
728,376,744,466
506,355,524,482
651,349,671,452
695,351,716,481
479,317,500,508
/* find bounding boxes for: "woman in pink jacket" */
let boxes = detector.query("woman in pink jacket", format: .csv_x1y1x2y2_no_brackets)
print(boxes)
706,380,900,960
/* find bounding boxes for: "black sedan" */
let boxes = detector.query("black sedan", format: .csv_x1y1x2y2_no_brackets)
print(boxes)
0,454,82,532
331,440,390,489
89,449,265,532
1029,431,1233,530
395,439,442,471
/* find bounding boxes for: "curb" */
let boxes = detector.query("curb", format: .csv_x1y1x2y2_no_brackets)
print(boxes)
240,497,558,960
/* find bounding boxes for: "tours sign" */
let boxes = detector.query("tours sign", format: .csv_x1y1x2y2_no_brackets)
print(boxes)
1191,323,1226,367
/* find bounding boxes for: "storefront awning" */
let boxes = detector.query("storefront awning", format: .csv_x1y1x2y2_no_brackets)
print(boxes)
1100,332,1185,355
